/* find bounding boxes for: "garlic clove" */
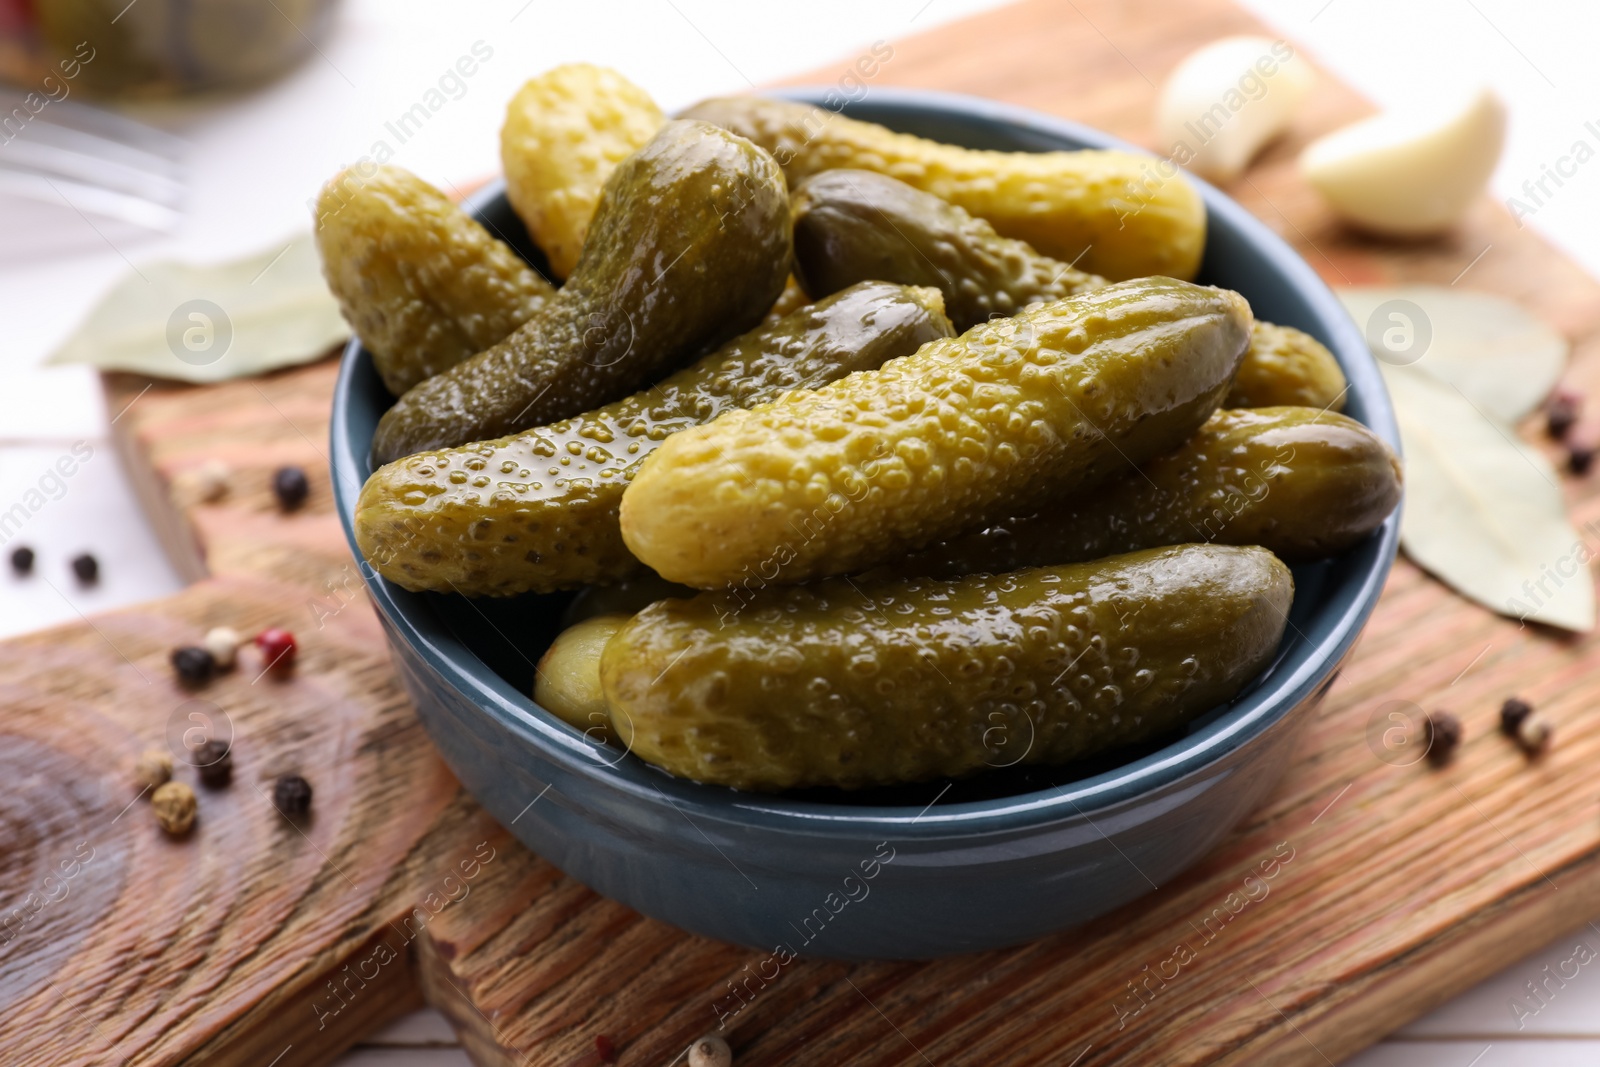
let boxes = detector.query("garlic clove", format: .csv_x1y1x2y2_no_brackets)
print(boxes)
1301,85,1506,236
1156,36,1315,185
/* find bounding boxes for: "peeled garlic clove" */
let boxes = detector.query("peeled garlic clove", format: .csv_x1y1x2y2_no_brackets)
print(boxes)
1156,36,1314,184
1301,85,1506,236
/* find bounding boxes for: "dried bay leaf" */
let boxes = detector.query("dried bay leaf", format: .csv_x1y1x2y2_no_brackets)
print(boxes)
1339,285,1566,423
1382,361,1594,632
47,232,347,384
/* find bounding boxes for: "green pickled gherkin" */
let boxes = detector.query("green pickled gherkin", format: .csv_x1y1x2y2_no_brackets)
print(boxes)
790,168,1349,409
791,168,1106,331
681,95,1206,282
1226,321,1348,411
620,277,1254,589
600,544,1293,791
354,282,953,596
884,407,1402,579
314,164,556,395
371,120,792,465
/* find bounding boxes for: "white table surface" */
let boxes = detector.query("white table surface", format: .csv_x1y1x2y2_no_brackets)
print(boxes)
3,1,1599,1062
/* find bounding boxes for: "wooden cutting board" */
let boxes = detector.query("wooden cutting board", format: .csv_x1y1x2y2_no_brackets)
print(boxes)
6,0,1600,1064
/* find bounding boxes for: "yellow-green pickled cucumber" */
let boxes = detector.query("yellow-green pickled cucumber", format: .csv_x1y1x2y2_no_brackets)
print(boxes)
536,613,629,740
601,544,1293,791
501,64,665,281
887,407,1402,579
1227,321,1348,411
682,96,1206,282
790,168,1346,412
791,168,1105,331
620,277,1253,589
355,282,953,596
371,120,791,465
314,164,556,395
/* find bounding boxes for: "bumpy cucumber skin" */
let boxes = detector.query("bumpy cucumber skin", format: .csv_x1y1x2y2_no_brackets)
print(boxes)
620,277,1254,589
792,168,1105,331
888,407,1402,578
314,164,555,395
602,544,1293,791
1227,321,1348,411
683,96,1206,282
372,121,792,465
355,283,953,596
501,63,665,281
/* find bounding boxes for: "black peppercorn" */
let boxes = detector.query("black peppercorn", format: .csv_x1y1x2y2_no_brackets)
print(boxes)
71,553,98,585
1545,389,1581,440
195,738,233,786
1500,697,1533,736
1568,442,1594,476
272,466,310,511
10,546,34,576
272,774,312,815
170,645,216,687
1426,712,1462,765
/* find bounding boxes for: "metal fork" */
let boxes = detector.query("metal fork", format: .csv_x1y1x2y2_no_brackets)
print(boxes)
0,90,185,231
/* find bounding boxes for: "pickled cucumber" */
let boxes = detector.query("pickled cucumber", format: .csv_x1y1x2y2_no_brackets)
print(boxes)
885,407,1401,579
535,613,629,740
314,164,556,395
1227,321,1348,411
600,544,1293,791
356,282,953,595
501,64,665,280
791,168,1105,331
790,168,1349,410
682,96,1206,282
620,277,1253,589
371,120,792,465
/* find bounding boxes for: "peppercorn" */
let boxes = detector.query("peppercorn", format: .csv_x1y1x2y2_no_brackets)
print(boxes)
688,1034,732,1067
203,626,242,670
1568,441,1594,476
272,466,310,511
1515,714,1554,756
71,553,98,585
1545,388,1582,440
195,459,231,503
1425,712,1462,766
594,1034,617,1064
272,774,312,815
10,545,34,576
133,748,173,791
195,739,233,787
170,645,216,687
1500,697,1533,736
255,627,297,672
152,781,197,835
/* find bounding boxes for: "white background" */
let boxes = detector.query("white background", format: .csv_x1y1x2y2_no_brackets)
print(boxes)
2,0,1599,1062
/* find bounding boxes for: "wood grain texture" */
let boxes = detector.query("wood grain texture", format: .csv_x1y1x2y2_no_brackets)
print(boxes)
6,0,1600,1064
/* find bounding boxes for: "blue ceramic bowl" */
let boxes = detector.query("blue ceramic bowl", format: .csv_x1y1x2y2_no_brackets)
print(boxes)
331,88,1400,960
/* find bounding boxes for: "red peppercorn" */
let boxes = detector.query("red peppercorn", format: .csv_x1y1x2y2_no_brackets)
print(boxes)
595,1034,617,1063
255,628,297,671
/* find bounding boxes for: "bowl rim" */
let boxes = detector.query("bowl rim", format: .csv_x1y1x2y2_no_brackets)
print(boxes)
332,86,1401,838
